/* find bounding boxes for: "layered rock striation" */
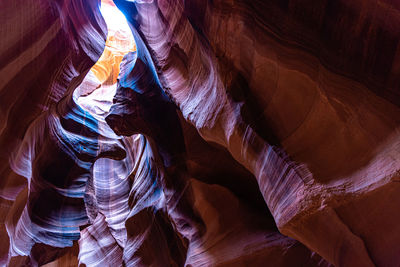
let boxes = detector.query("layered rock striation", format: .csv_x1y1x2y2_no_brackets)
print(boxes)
0,0,400,266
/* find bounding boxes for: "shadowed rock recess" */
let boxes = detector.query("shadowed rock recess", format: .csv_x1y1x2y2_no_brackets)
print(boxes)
1,0,400,266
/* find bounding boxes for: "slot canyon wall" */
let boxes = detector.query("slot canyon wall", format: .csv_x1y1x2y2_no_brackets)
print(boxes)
0,0,400,266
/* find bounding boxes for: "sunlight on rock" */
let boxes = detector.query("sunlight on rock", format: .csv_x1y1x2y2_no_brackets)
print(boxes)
74,0,136,120
92,0,136,85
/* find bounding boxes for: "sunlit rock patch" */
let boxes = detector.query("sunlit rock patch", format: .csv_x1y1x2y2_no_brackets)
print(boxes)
76,0,136,118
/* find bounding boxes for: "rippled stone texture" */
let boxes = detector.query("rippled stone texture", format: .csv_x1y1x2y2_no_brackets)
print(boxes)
115,0,400,266
0,0,106,265
1,0,400,266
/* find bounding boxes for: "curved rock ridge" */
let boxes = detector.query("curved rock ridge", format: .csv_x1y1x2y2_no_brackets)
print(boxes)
102,26,330,266
0,0,107,265
1,0,400,266
0,0,106,162
114,0,400,266
105,46,205,244
80,134,187,266
0,0,106,256
5,94,125,265
79,130,329,266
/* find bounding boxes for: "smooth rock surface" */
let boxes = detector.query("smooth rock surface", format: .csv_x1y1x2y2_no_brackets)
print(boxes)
1,0,400,266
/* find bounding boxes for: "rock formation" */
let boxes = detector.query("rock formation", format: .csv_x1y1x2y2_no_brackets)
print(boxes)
0,0,399,266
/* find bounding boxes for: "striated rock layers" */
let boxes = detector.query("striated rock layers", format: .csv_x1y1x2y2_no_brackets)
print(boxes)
1,0,400,266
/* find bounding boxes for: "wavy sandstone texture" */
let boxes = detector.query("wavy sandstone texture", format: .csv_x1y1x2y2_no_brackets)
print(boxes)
0,0,400,266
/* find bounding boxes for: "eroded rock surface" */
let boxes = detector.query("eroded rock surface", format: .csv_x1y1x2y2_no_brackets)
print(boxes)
1,0,400,266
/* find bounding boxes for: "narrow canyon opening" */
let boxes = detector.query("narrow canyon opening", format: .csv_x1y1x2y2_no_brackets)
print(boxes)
73,0,135,121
